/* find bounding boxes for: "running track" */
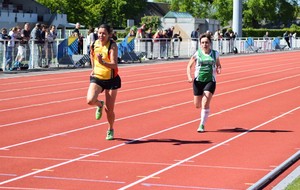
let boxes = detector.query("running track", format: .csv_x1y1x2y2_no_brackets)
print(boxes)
0,51,299,190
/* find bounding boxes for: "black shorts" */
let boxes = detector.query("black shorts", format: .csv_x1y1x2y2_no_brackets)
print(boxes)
90,75,121,92
193,79,216,96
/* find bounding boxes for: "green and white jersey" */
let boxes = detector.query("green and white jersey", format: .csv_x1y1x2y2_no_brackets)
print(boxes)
193,49,219,82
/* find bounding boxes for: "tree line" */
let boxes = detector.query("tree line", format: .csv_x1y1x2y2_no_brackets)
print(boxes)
37,0,299,29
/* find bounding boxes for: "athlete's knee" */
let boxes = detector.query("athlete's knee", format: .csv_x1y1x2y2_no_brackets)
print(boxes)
86,97,97,106
105,107,115,116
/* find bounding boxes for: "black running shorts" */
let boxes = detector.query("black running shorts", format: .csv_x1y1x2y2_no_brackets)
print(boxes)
193,79,216,96
90,75,121,92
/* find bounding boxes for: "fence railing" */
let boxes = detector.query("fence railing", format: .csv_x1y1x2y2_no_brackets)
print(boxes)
1,36,299,71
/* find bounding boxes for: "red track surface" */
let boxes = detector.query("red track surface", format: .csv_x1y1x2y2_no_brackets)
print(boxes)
0,51,299,190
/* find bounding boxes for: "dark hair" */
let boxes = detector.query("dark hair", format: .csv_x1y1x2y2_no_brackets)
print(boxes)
199,33,212,43
99,24,112,34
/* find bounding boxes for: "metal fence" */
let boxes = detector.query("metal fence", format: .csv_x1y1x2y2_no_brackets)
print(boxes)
1,36,299,71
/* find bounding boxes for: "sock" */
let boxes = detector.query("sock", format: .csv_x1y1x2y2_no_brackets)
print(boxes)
200,108,210,126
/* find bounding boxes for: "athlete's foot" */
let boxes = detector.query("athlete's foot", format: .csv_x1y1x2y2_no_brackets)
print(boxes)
197,124,205,133
95,101,104,120
106,129,114,140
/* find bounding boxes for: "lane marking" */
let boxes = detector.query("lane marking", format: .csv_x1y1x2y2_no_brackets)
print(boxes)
0,102,298,185
137,176,160,179
69,147,99,151
32,169,53,172
0,173,17,177
1,70,299,127
33,175,126,184
1,84,299,151
141,182,238,190
0,55,295,86
118,106,300,189
0,187,60,190
0,155,272,172
79,154,98,157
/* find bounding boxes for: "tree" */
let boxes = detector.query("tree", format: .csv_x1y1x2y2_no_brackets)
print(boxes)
212,0,233,27
169,0,214,18
37,0,147,28
243,0,297,28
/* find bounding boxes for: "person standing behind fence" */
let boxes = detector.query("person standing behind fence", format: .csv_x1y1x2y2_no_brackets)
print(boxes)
87,24,121,140
136,24,146,39
47,25,57,65
73,22,83,54
191,28,200,54
6,27,18,70
283,31,291,49
30,23,43,67
13,26,27,70
187,33,222,133
144,28,153,59
20,23,30,62
49,25,57,62
87,28,95,54
172,30,182,58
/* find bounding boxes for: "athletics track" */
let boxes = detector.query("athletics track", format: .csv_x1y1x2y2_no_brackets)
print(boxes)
0,51,299,189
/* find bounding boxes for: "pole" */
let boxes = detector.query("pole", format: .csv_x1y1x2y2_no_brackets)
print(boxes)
232,0,242,37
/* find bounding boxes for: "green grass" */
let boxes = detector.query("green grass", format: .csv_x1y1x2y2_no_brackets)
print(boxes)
285,177,300,190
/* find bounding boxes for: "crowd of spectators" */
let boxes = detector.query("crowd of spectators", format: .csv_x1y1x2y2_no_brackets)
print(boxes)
0,22,57,71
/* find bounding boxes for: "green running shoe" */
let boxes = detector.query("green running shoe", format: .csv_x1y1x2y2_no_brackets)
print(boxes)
106,129,114,140
95,101,104,120
197,124,205,133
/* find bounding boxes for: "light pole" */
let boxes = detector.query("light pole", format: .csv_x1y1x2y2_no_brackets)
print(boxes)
232,0,242,37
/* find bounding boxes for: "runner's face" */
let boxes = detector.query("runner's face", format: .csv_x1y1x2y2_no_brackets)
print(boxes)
98,28,109,42
200,37,211,50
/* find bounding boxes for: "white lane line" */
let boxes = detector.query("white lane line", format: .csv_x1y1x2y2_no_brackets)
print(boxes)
1,61,298,95
0,83,299,150
0,90,299,185
34,175,125,184
0,155,272,172
0,88,189,128
0,80,184,111
118,106,300,190
0,55,290,86
141,182,238,190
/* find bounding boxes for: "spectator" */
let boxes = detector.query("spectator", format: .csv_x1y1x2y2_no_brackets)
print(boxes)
128,29,135,37
87,27,95,54
136,24,146,39
167,26,175,38
72,22,83,54
30,23,43,67
20,23,31,62
48,25,57,62
13,26,26,70
41,24,49,67
6,27,18,70
153,29,162,59
112,31,118,41
144,28,153,59
263,31,269,40
94,27,98,41
283,31,291,48
172,30,182,58
191,28,200,53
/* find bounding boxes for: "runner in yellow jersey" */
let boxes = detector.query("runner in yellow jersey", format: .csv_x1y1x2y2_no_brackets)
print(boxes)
87,24,121,140
187,33,222,132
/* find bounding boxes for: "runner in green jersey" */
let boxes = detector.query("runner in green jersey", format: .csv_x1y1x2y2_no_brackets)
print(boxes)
187,33,222,132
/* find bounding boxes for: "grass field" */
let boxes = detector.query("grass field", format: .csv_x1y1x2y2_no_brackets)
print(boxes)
286,177,300,190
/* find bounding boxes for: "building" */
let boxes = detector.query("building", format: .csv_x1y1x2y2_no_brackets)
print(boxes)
161,11,220,39
0,0,70,37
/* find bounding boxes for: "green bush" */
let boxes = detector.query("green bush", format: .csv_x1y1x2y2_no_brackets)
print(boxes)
242,28,299,38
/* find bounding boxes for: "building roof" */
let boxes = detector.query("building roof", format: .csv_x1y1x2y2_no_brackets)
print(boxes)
145,2,170,17
164,11,193,18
